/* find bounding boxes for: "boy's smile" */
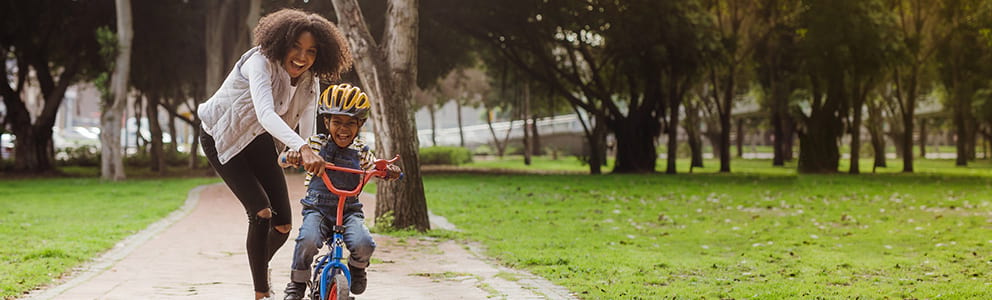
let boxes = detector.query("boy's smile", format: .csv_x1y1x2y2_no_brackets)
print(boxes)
326,114,362,147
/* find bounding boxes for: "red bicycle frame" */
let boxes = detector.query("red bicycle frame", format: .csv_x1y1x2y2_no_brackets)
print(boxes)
318,154,400,228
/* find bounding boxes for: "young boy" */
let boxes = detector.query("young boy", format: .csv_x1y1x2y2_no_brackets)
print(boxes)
279,83,401,300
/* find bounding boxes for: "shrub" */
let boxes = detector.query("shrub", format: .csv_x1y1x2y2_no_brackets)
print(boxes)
419,146,472,165
56,145,100,167
472,144,493,156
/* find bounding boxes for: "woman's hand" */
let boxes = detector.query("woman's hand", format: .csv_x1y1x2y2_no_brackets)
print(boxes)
278,150,302,168
299,145,326,176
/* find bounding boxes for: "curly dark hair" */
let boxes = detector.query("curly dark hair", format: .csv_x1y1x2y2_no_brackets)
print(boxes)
254,9,353,81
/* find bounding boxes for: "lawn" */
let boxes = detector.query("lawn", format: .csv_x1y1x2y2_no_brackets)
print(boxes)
0,177,218,299
423,158,992,299
2,157,990,299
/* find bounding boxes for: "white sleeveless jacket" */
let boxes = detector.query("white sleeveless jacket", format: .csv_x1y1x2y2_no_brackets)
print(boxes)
198,47,318,165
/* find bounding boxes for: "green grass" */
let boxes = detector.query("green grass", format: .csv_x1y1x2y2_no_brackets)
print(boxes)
423,159,992,299
465,155,608,173
465,154,992,176
0,177,218,299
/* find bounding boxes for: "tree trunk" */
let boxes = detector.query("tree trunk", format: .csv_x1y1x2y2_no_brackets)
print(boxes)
590,116,607,173
166,106,177,154
485,109,507,157
0,48,77,174
918,118,926,159
703,128,721,163
456,100,465,147
101,0,133,181
687,124,703,170
900,70,918,172
571,104,602,174
735,118,743,159
204,0,257,94
783,116,796,161
147,94,165,174
953,86,969,167
522,82,532,165
849,89,867,174
683,100,704,169
798,78,842,174
428,104,437,146
867,99,886,170
664,76,684,174
718,73,734,172
334,0,429,231
772,110,785,166
614,111,659,173
530,114,541,156
189,125,201,169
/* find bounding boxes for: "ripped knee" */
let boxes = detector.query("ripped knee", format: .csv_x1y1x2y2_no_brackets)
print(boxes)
275,224,292,234
256,208,273,219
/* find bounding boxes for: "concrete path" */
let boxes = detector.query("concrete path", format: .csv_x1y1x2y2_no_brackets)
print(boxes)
23,173,575,300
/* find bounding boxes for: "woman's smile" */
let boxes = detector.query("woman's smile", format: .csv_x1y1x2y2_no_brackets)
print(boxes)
283,31,317,80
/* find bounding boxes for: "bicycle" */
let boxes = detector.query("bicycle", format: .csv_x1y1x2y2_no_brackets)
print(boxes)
309,154,401,300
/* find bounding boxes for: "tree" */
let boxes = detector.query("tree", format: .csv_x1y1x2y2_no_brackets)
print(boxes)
130,0,205,173
935,0,990,166
437,67,489,148
99,0,133,181
884,0,942,172
431,0,708,174
840,0,893,174
700,0,761,173
410,86,442,146
332,0,430,231
795,0,889,173
0,0,113,173
754,0,802,166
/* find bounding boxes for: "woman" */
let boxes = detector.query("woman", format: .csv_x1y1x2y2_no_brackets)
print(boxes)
197,8,352,300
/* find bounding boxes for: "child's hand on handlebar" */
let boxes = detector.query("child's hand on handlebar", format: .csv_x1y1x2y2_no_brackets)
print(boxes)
385,164,402,180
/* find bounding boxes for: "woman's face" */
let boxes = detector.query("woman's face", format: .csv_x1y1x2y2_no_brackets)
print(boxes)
325,114,362,148
283,31,317,80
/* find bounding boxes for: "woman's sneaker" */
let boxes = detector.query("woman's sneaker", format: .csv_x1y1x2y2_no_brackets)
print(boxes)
283,281,307,300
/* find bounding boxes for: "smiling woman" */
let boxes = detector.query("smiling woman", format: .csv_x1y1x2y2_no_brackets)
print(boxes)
195,8,352,300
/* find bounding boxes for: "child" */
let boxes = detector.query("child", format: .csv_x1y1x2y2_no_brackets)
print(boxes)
278,83,401,300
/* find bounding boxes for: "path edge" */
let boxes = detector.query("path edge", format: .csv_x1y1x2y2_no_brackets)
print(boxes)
21,184,213,300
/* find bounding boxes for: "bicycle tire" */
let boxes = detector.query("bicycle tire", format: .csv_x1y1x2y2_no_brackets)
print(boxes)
325,271,350,300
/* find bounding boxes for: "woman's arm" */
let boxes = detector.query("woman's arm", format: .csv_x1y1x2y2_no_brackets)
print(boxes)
243,54,308,153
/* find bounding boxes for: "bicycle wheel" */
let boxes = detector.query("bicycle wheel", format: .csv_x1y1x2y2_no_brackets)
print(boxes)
323,271,350,300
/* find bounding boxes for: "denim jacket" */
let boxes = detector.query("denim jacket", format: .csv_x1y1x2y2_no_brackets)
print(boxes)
302,136,374,217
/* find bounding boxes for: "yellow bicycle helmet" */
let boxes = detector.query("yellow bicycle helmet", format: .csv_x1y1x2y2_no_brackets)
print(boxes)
318,83,371,120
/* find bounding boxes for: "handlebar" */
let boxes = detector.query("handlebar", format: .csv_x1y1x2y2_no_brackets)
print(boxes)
319,154,401,198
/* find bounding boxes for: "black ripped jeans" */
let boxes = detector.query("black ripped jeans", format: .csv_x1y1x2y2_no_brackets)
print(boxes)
201,131,292,293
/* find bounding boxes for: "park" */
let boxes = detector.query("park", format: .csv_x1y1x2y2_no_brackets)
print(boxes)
3,0,992,299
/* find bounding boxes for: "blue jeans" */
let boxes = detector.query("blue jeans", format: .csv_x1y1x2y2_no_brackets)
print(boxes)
290,208,376,283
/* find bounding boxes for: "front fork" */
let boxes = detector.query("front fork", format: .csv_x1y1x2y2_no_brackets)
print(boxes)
317,228,352,297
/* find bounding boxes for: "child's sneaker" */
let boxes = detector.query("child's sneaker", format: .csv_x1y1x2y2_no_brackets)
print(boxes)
283,281,306,300
350,267,367,295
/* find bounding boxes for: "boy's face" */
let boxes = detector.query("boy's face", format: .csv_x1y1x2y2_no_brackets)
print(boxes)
325,114,363,147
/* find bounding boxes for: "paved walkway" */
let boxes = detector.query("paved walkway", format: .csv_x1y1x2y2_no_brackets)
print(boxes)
24,173,575,300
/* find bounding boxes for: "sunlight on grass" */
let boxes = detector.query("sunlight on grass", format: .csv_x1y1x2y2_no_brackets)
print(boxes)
423,158,992,299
